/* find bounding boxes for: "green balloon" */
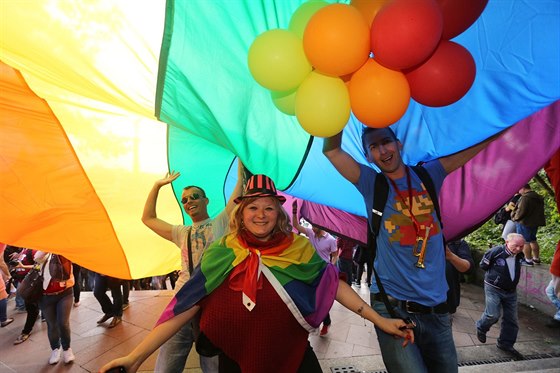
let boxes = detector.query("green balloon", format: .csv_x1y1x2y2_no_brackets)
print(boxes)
271,88,298,116
288,1,329,39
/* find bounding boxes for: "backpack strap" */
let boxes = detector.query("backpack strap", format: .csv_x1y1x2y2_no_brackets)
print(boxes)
369,173,389,236
411,165,442,228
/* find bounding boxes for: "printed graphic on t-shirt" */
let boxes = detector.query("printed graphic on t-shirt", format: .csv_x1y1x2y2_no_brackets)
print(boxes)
181,222,214,270
383,187,440,246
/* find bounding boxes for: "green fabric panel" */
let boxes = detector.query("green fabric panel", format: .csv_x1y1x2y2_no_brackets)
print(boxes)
157,0,335,214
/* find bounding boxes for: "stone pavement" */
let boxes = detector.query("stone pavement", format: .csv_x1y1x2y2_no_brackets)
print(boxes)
1,282,559,373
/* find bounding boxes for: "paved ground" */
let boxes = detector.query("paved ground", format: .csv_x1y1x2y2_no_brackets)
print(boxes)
1,282,559,373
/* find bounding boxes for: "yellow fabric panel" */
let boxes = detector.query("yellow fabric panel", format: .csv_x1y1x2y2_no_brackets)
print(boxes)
0,0,165,117
0,2,181,278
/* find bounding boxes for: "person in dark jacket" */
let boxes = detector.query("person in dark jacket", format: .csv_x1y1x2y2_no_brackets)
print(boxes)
511,184,546,266
445,240,474,316
476,233,525,359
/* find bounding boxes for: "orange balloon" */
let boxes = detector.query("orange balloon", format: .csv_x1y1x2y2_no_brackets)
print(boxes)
303,4,370,77
349,59,410,128
351,0,390,27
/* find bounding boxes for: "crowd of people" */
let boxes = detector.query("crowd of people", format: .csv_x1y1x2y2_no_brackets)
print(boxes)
2,126,558,373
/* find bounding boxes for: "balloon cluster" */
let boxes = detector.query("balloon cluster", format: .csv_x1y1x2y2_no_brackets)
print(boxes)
248,0,487,137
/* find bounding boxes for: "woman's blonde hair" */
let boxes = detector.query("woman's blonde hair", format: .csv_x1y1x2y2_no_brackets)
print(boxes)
229,196,292,238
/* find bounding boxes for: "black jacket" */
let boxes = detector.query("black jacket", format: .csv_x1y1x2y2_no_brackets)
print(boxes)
480,245,523,292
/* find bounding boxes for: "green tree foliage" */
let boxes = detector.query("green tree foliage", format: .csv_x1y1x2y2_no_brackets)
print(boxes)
466,169,559,263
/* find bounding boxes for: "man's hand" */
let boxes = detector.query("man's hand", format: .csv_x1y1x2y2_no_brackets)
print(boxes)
155,171,180,188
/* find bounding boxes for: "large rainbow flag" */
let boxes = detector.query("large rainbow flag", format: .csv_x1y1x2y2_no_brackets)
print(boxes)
1,1,558,278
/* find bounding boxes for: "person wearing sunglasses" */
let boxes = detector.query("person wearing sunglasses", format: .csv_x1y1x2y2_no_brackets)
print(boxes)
141,161,244,373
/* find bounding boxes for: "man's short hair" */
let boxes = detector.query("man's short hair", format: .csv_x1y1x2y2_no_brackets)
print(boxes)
361,126,398,155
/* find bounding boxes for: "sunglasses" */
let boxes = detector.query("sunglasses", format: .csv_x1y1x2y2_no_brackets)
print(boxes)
181,193,202,204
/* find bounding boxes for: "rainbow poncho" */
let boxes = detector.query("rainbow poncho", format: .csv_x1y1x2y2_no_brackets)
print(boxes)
157,233,338,332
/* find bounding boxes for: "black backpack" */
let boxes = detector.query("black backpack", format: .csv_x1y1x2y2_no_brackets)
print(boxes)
493,207,509,225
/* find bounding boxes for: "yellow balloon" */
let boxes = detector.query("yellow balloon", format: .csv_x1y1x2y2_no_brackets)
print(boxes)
295,71,350,137
271,88,298,115
288,0,329,39
248,29,312,91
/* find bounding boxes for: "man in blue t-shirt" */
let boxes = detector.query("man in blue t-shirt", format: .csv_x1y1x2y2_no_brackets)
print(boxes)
323,126,493,373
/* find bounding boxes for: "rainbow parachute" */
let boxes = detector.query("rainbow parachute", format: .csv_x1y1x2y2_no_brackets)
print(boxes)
1,1,559,279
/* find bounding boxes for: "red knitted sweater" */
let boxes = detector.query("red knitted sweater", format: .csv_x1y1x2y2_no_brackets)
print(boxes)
199,274,310,372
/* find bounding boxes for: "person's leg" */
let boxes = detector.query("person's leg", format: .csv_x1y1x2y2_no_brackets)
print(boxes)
14,291,25,310
546,278,560,320
41,295,61,350
530,241,540,261
72,263,81,304
516,224,534,263
476,285,502,334
497,290,519,348
338,258,353,285
0,298,7,322
356,263,365,286
87,270,96,291
296,342,322,373
419,313,458,373
501,220,516,241
370,296,427,373
55,290,73,350
21,300,40,334
107,277,123,317
154,321,195,373
323,313,331,326
122,281,130,305
93,274,114,316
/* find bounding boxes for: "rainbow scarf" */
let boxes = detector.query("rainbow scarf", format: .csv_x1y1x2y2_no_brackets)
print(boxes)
157,232,338,331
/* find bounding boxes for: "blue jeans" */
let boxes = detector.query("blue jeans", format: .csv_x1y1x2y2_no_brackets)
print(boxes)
0,298,8,322
370,294,457,373
338,258,354,285
155,318,218,373
15,292,25,310
41,288,73,350
546,279,560,321
476,285,519,348
94,273,123,317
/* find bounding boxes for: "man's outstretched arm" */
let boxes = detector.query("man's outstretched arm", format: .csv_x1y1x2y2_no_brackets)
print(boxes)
323,132,361,184
439,134,499,174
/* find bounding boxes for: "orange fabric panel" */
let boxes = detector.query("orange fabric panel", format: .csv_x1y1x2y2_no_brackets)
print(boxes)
0,62,131,278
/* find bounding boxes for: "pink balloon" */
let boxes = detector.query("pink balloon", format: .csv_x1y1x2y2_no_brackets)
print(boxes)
405,40,476,107
371,0,443,70
436,0,488,40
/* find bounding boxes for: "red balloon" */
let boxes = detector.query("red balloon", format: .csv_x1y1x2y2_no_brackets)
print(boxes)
436,0,488,40
405,41,476,107
371,0,443,70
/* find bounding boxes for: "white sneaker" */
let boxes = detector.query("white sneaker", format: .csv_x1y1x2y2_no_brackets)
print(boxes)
49,348,61,364
73,301,80,307
63,348,75,364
